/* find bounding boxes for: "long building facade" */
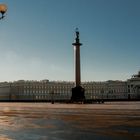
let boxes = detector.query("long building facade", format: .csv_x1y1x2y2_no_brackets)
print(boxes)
0,71,140,101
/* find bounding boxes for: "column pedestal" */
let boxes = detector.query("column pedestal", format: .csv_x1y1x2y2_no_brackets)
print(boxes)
71,86,85,102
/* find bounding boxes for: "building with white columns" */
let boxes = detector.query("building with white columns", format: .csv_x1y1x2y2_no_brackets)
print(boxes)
0,71,140,101
127,71,140,99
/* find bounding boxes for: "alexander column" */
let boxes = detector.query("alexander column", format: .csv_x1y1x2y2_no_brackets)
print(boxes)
71,28,85,102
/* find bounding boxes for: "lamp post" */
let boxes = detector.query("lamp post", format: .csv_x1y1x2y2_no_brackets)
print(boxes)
51,91,54,104
0,4,7,20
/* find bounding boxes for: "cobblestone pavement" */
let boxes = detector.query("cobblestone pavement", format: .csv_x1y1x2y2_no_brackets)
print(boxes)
0,102,140,140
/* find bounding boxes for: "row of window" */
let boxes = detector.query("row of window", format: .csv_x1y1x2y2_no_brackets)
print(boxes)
16,87,127,93
23,86,73,89
13,84,127,90
15,94,128,100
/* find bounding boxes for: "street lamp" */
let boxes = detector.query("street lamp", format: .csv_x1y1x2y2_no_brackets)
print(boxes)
0,4,7,20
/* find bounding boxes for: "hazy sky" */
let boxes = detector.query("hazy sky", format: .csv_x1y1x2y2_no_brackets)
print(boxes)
0,0,140,82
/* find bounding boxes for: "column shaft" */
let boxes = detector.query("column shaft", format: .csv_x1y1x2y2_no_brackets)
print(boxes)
75,45,81,86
